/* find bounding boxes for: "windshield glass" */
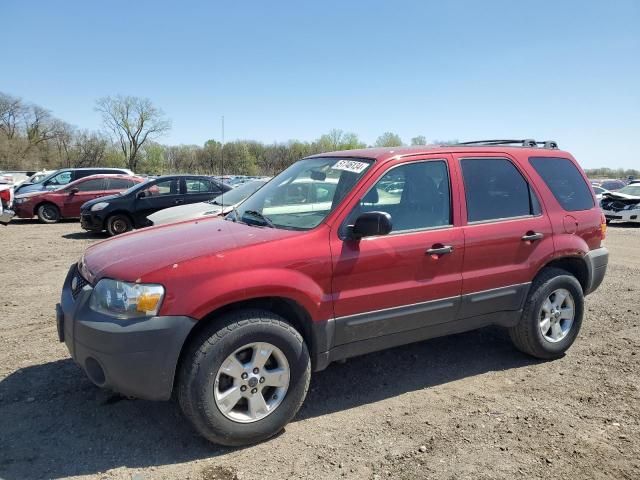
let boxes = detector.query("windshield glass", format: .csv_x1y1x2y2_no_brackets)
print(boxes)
616,185,640,196
211,180,266,206
228,157,373,230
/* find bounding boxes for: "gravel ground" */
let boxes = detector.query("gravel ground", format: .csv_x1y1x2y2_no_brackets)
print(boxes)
0,219,638,480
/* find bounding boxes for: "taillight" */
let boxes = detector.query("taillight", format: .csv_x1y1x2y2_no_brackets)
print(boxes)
0,189,10,204
600,212,607,240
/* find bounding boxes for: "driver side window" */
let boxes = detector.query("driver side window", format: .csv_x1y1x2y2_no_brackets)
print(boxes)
345,160,451,234
140,179,179,197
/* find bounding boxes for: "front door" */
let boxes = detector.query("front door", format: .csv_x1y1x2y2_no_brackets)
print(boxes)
61,178,107,217
133,178,184,226
330,156,464,346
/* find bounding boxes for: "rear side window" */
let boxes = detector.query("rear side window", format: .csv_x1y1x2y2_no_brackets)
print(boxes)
186,178,212,193
107,178,133,190
461,158,541,222
76,178,105,191
529,157,594,211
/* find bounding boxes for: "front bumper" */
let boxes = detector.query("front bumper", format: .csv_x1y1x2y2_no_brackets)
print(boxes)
80,212,105,231
584,247,608,295
602,208,640,222
12,202,34,219
58,264,196,400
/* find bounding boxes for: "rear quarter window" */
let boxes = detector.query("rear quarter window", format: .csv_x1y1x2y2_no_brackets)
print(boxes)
529,157,594,211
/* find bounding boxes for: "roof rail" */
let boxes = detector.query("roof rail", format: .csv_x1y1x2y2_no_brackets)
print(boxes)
453,139,558,149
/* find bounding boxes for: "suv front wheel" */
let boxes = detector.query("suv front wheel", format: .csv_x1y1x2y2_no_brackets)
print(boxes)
510,267,584,359
177,309,311,446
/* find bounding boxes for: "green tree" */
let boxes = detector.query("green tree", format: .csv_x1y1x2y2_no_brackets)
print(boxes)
410,135,427,145
375,132,403,147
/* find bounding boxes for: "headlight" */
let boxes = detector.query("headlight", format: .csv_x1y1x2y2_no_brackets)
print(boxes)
89,279,165,318
91,202,109,211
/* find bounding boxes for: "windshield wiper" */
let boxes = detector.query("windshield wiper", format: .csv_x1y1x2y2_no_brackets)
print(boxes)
243,210,275,228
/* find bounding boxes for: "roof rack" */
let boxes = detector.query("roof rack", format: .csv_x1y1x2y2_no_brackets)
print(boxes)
453,139,558,149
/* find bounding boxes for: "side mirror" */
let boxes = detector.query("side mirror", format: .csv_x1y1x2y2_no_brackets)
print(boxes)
350,211,392,239
69,188,79,195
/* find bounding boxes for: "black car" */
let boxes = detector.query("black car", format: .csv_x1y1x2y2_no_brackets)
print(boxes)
15,167,135,195
80,175,231,236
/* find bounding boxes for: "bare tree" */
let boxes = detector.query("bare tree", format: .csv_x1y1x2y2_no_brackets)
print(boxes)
0,93,25,139
96,95,171,171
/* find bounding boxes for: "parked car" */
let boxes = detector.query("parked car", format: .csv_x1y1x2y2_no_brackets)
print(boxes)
147,179,267,226
600,183,640,224
592,185,610,200
58,140,607,446
14,167,134,195
598,179,626,191
80,175,231,235
27,169,56,185
11,174,145,223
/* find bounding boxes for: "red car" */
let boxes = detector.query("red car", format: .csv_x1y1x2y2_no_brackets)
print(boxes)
13,174,145,223
58,140,608,446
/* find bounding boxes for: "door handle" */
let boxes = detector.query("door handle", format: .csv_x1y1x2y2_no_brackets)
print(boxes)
521,232,544,242
174,199,184,205
426,245,454,256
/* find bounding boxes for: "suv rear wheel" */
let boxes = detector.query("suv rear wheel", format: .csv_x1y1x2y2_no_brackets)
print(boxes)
509,267,584,359
178,309,311,446
106,214,132,236
37,203,60,223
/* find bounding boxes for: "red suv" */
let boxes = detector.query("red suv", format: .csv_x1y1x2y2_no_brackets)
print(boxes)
57,140,608,446
13,174,145,223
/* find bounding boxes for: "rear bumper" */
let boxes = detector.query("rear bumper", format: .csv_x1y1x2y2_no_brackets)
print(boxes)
58,264,196,400
0,208,15,225
584,247,608,295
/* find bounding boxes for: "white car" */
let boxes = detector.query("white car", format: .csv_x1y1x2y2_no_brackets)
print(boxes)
600,183,640,224
592,185,610,201
148,179,267,226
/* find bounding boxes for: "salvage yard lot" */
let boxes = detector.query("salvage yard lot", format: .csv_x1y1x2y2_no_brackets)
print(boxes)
1,220,639,480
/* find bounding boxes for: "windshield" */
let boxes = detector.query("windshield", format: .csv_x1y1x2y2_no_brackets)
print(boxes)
616,185,640,196
228,157,373,230
210,180,266,206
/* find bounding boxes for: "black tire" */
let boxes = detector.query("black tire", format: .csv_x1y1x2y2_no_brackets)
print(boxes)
106,213,132,236
37,203,60,224
509,267,584,359
177,309,311,446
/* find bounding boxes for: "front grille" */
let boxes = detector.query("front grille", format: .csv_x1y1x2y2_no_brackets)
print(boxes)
71,268,89,299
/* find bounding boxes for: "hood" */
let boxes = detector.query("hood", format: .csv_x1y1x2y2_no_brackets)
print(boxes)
14,183,44,194
82,218,298,282
602,191,640,201
81,192,123,209
147,202,222,225
15,190,49,200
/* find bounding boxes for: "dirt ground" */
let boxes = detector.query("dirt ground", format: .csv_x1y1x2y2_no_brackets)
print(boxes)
0,219,638,480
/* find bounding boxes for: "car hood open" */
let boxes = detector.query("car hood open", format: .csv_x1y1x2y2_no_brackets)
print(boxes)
82,218,298,282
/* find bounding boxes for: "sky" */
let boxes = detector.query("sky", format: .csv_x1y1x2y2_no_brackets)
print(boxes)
3,0,639,168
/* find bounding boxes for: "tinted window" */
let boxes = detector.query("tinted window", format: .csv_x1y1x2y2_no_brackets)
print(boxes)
461,158,540,222
345,160,451,233
141,179,179,197
75,178,105,191
530,157,594,211
107,178,134,190
186,178,212,193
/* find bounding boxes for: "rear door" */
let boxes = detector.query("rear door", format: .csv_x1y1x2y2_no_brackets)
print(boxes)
183,177,223,205
61,178,106,217
133,178,183,225
330,155,464,346
455,154,554,318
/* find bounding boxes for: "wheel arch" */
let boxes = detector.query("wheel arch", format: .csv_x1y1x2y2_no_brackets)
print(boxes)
34,200,60,217
173,295,320,395
535,256,589,293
